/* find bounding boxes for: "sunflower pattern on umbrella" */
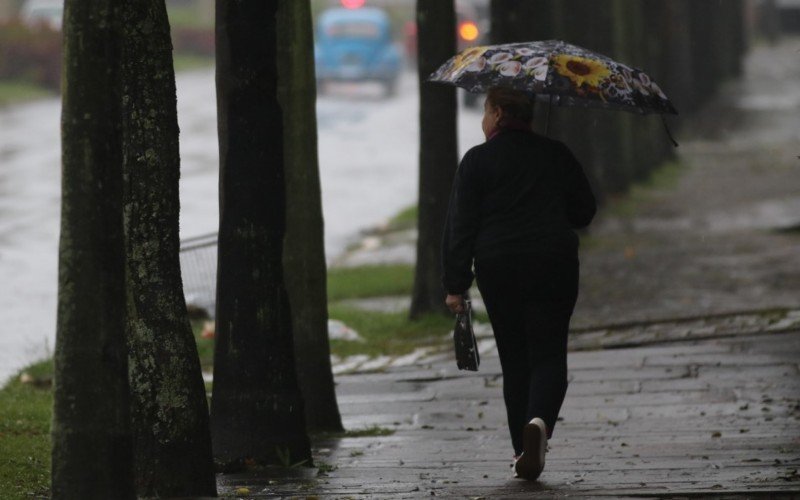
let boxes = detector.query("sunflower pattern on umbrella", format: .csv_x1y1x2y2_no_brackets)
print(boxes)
429,40,677,115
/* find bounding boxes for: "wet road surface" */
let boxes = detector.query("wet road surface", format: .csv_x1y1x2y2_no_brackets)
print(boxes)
0,68,483,383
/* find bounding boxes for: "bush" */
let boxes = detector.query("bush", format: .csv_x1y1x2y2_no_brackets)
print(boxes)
0,21,213,95
0,21,62,91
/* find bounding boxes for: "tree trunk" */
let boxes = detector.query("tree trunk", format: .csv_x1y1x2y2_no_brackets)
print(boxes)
490,0,559,133
211,0,311,467
277,0,343,433
614,0,662,182
637,0,679,167
549,0,611,202
52,1,134,497
761,0,781,44
410,0,458,320
726,0,747,77
645,0,692,119
688,0,722,106
490,0,556,44
118,0,217,496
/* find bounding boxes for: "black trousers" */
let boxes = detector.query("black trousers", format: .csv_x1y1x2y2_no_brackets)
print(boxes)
475,253,578,456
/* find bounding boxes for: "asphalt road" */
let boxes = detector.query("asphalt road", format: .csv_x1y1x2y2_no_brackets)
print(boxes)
0,66,484,383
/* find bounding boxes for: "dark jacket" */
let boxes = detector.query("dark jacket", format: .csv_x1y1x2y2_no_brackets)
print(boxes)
441,129,596,295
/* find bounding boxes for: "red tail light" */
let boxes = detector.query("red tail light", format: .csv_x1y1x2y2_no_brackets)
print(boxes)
459,21,479,42
341,0,365,9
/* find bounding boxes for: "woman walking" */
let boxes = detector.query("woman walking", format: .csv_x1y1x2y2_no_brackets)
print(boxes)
442,87,596,480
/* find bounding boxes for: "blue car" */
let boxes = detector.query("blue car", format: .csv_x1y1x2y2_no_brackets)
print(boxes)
315,7,402,96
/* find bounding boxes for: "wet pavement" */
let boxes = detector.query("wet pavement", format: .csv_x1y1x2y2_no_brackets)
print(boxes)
218,327,800,498
215,38,800,497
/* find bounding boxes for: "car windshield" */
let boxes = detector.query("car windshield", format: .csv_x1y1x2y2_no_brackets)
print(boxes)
326,22,381,39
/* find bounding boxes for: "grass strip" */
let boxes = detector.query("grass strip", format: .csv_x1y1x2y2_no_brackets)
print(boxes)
328,304,460,358
0,81,54,107
173,54,215,72
327,264,414,302
385,205,418,232
604,161,685,218
0,360,53,500
167,5,213,28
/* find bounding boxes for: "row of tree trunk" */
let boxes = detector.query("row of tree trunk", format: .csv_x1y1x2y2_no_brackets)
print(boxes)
410,1,749,318
489,0,748,196
54,0,338,497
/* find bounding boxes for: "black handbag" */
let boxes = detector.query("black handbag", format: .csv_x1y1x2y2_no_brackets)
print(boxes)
453,299,480,371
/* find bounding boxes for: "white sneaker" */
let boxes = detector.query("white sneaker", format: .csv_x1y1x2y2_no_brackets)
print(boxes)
514,417,547,480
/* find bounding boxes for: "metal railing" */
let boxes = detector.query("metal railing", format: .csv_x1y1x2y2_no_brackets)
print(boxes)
179,232,218,318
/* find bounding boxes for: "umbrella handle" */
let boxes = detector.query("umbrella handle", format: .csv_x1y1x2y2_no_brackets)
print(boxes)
544,94,553,136
660,114,679,148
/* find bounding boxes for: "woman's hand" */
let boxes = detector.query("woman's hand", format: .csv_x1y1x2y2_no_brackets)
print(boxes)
445,294,465,314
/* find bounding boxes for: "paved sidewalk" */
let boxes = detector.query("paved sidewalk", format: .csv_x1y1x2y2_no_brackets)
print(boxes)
213,38,800,498
218,325,800,498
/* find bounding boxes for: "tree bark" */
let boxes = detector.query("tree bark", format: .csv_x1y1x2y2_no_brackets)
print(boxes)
614,0,663,182
410,0,458,319
688,0,722,106
490,0,559,133
119,0,217,496
725,0,747,77
490,0,556,44
547,0,616,197
277,0,343,433
211,0,312,467
52,1,134,497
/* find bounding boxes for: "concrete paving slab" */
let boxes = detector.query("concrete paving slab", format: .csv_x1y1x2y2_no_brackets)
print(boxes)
218,331,800,498
214,38,800,498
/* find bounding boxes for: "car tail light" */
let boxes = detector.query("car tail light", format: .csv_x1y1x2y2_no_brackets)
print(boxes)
341,0,365,9
459,21,479,42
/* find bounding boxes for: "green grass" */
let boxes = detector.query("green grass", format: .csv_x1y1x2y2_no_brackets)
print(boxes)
327,304,482,358
167,5,213,28
190,319,215,369
0,80,55,107
327,264,414,302
173,54,214,73
0,360,53,500
385,205,418,232
604,161,685,218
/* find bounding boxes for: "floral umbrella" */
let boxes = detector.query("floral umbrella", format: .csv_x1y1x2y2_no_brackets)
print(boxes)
429,40,678,116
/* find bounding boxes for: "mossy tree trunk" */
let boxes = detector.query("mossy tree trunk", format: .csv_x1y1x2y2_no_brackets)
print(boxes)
545,0,614,198
723,0,746,78
571,0,634,195
644,0,692,123
410,0,458,319
490,0,560,133
277,0,343,433
614,0,664,182
638,0,681,167
211,0,312,466
688,0,723,106
118,0,217,496
490,0,553,44
52,0,134,497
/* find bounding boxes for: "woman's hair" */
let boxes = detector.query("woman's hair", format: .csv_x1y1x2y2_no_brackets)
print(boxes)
486,87,535,127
